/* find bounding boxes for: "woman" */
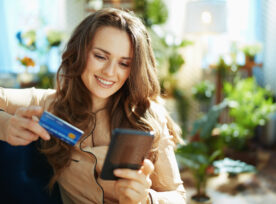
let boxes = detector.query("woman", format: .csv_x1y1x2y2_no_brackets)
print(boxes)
0,8,186,204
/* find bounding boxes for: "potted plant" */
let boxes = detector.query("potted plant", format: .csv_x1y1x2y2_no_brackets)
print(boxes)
222,77,276,150
192,80,215,102
176,101,229,203
17,56,37,88
16,30,37,51
220,77,276,164
192,80,215,112
241,43,262,63
213,157,256,177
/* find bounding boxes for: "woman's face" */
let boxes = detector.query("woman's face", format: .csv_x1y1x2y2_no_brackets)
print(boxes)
81,26,132,107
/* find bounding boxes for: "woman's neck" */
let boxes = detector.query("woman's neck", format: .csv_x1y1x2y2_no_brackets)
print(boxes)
91,97,109,112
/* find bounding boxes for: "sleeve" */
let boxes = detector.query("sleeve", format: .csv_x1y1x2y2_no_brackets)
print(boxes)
149,123,187,204
0,87,56,114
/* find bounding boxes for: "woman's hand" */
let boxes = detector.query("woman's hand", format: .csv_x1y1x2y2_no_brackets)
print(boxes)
4,106,50,146
114,159,154,204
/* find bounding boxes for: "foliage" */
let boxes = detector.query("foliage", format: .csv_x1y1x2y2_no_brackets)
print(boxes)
217,123,249,150
192,80,215,102
214,157,256,176
213,56,231,76
176,142,220,197
223,77,276,149
134,0,168,27
241,43,262,59
191,101,228,139
36,72,55,89
16,30,37,51
15,28,64,89
173,88,189,136
17,56,35,68
158,36,193,96
46,29,64,48
134,0,193,134
176,101,229,197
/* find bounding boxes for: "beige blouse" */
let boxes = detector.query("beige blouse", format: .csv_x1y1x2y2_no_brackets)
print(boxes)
0,87,186,204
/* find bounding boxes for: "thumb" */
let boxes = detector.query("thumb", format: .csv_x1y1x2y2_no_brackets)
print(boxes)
141,159,154,176
15,106,44,119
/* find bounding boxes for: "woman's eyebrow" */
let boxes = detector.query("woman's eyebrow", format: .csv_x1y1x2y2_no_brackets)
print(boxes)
93,47,132,60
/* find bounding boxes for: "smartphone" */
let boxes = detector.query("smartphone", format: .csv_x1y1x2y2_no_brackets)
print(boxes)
100,128,154,180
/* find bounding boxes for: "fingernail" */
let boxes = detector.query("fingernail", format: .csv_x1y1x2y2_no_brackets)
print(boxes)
34,106,42,111
114,169,121,175
45,134,51,140
32,116,39,122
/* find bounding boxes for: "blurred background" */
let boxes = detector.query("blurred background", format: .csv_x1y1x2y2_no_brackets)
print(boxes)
0,0,276,203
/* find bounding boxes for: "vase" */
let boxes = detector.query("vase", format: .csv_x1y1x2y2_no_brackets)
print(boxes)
190,195,212,204
17,68,37,88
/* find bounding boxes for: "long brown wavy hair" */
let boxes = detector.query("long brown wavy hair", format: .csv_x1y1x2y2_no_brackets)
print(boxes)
40,8,183,188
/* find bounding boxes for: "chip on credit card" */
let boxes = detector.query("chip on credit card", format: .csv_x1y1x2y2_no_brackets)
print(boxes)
39,111,84,145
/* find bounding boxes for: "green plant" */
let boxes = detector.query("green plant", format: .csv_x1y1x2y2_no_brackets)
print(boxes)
192,80,215,102
176,142,220,198
223,77,276,149
241,43,262,60
16,30,37,51
213,157,256,176
176,101,229,198
158,36,193,96
134,0,193,135
134,0,168,27
46,29,64,48
217,123,249,150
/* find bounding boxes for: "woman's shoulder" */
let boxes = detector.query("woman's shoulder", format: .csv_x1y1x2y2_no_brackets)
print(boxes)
34,88,56,110
149,97,168,123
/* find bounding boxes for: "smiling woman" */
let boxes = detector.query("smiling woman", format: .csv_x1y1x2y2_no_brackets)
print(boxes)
82,26,132,104
0,8,186,204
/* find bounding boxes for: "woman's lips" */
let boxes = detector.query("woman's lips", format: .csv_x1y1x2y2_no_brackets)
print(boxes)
95,76,115,88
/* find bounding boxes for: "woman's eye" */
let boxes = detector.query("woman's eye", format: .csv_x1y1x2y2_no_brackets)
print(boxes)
120,62,130,68
95,54,106,60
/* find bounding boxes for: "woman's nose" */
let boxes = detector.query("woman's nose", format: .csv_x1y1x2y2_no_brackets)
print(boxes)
102,60,116,76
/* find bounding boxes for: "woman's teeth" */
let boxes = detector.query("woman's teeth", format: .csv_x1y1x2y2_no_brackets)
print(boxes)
97,77,113,85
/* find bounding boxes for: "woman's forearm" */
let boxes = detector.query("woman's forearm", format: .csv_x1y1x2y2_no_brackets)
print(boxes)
0,110,12,142
149,189,186,204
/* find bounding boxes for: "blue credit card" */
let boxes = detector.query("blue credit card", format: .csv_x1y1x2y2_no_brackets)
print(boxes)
39,111,84,145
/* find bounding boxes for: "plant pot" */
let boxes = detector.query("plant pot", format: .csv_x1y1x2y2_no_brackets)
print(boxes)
190,195,212,204
17,71,38,88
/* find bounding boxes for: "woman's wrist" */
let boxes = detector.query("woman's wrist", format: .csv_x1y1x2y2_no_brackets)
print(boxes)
141,192,152,204
0,109,10,142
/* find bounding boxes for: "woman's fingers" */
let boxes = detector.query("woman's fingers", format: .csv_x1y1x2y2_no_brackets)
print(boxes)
117,186,146,203
14,106,50,141
114,168,148,186
141,159,154,177
20,116,50,140
13,126,40,141
5,106,51,146
15,106,43,118
9,135,34,146
114,159,154,183
116,179,148,195
114,159,154,203
115,179,149,204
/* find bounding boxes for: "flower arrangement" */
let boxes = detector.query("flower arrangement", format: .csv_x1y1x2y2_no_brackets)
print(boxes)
16,30,37,51
46,29,64,48
17,56,35,68
241,43,262,61
17,56,36,85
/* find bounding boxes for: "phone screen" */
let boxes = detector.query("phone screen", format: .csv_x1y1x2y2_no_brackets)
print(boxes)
100,128,154,180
